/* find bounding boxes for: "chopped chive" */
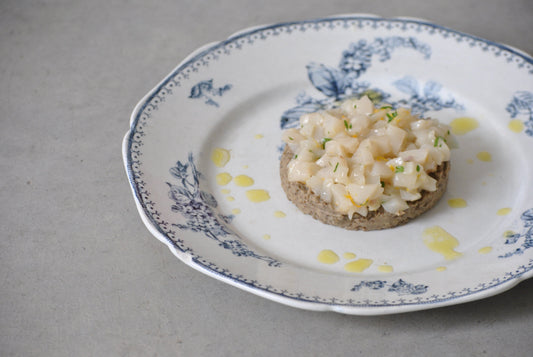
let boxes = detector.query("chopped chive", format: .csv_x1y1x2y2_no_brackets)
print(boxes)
333,162,339,172
380,181,385,188
381,105,393,110
288,136,293,140
416,164,421,172
395,166,405,173
294,154,298,159
321,137,332,149
434,136,446,147
353,104,357,109
386,111,398,123
344,119,349,130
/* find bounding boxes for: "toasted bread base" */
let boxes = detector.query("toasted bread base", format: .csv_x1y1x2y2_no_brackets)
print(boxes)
280,147,450,231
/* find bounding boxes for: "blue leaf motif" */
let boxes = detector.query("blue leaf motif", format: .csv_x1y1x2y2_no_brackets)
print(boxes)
423,81,442,98
280,102,324,129
522,209,533,225
200,190,218,208
307,63,346,99
393,77,419,96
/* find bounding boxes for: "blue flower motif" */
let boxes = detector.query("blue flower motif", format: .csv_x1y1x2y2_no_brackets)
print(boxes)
189,79,232,107
500,208,533,258
339,40,373,75
351,279,428,296
280,36,462,130
388,279,428,295
506,91,533,137
169,161,189,181
167,153,282,267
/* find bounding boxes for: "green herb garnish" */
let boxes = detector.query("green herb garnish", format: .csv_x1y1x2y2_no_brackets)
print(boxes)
380,105,393,110
294,154,298,159
321,137,332,149
386,111,398,123
380,181,385,188
333,162,339,172
434,136,447,147
395,165,405,173
288,136,293,140
344,119,352,130
416,164,421,172
353,104,357,109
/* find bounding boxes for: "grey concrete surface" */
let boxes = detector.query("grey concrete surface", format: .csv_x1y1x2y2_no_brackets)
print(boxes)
2,0,533,356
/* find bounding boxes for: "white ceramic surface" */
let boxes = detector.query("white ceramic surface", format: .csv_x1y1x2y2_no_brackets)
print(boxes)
123,15,533,315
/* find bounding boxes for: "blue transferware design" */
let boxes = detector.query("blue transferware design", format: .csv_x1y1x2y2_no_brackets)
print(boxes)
189,79,232,107
168,153,281,267
125,16,533,312
280,36,462,129
351,279,428,296
392,76,463,116
506,91,533,136
500,208,533,258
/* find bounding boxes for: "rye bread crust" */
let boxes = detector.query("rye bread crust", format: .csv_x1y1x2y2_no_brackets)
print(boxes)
280,147,450,231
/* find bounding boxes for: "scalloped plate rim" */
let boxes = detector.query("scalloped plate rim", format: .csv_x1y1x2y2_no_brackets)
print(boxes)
123,14,533,315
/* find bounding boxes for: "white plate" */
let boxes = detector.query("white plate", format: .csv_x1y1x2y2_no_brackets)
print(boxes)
123,14,533,315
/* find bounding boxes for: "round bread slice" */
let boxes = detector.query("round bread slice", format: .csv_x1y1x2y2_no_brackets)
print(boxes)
280,147,450,231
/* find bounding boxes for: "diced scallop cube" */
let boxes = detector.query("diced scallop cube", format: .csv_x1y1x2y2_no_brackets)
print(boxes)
347,183,383,205
287,160,318,182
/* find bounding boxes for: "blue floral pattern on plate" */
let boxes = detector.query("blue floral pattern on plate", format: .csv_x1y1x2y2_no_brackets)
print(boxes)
168,154,282,267
124,15,533,314
351,279,428,296
189,79,232,107
506,91,533,136
280,36,462,130
500,208,533,258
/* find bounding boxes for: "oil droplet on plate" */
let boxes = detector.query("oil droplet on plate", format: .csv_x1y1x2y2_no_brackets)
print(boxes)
422,226,463,260
436,266,447,272
497,207,511,216
242,165,249,169
216,172,232,186
231,208,241,215
466,159,474,164
343,252,357,260
226,196,235,202
220,188,231,194
234,174,254,187
254,134,264,139
211,148,230,167
476,151,492,162
450,117,479,135
448,198,467,208
503,230,516,238
317,249,340,264
263,234,271,240
273,210,286,218
378,264,393,273
508,119,524,133
344,259,373,272
478,246,492,254
245,189,270,202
